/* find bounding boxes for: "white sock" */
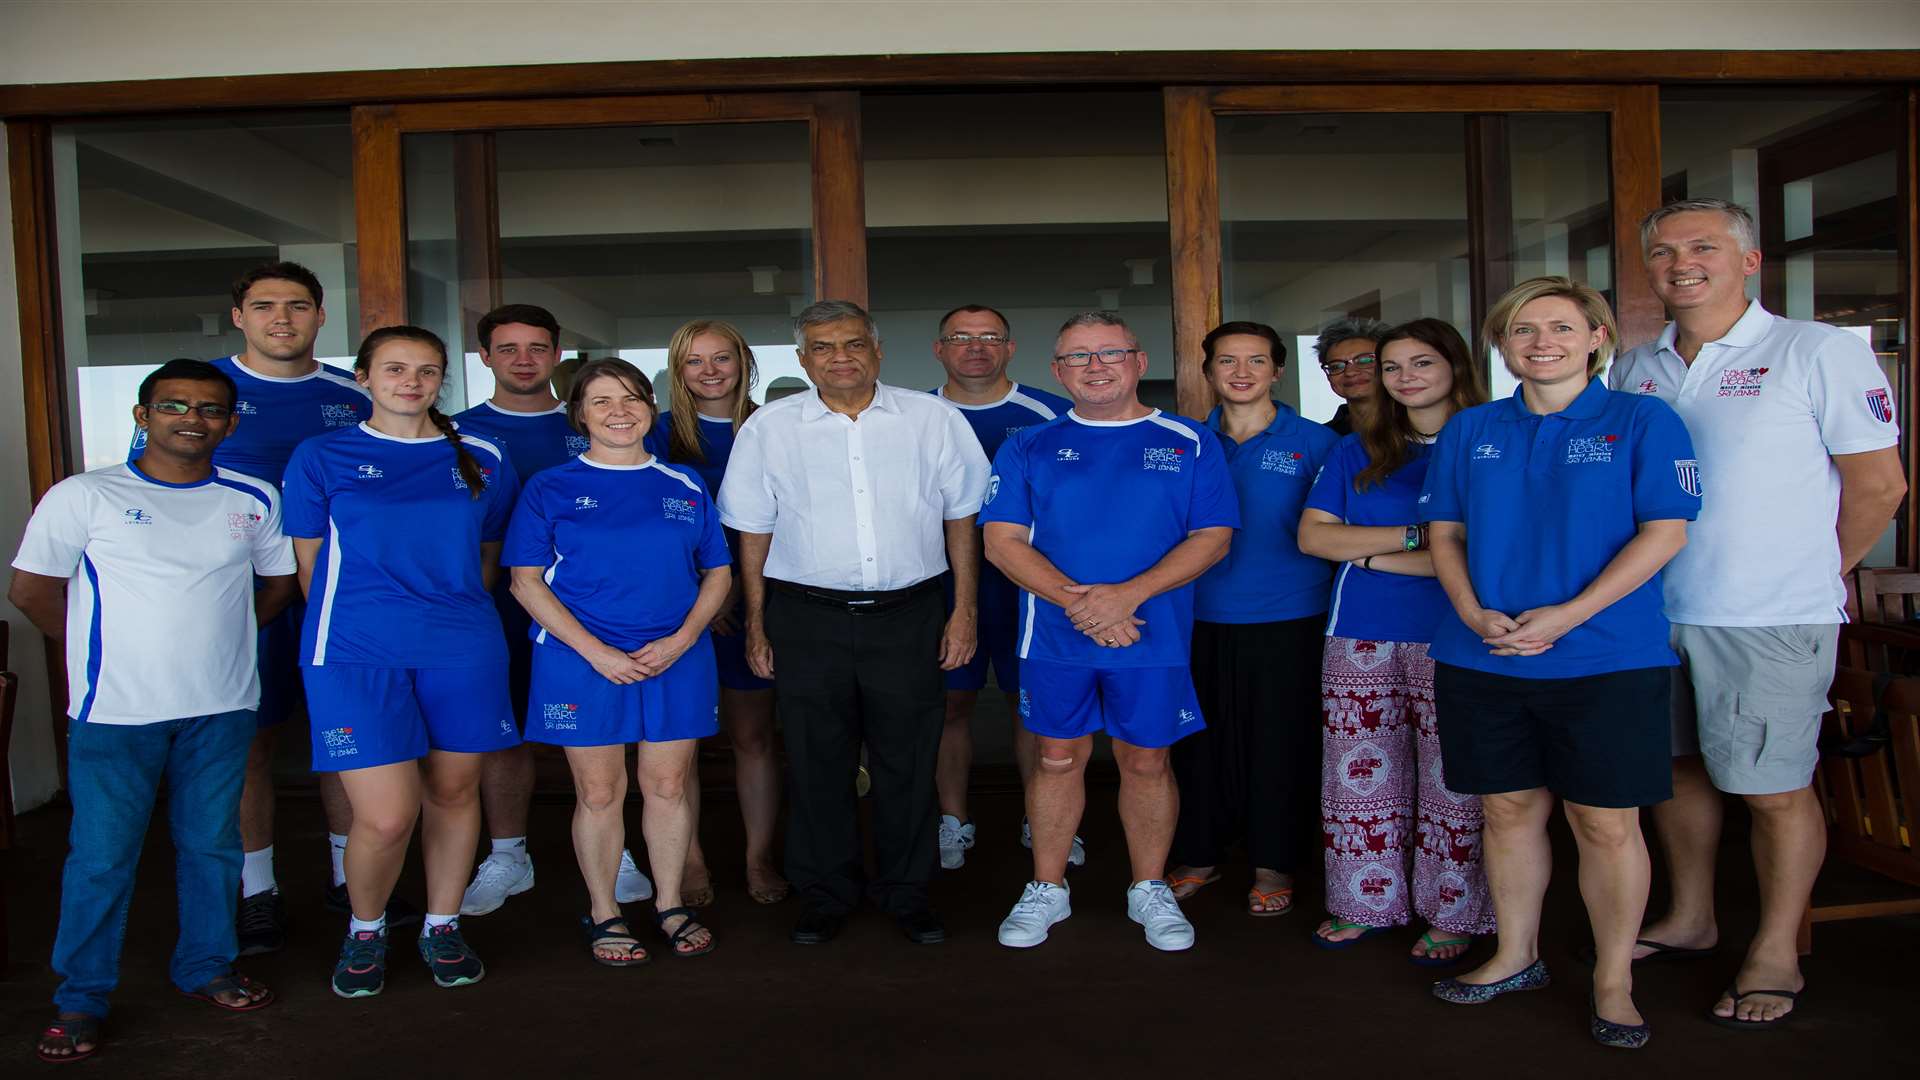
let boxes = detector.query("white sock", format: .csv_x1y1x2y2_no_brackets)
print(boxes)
348,914,385,935
422,912,459,936
328,832,349,887
240,846,276,897
490,837,529,864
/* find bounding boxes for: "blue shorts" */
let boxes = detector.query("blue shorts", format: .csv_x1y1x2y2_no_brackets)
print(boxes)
255,601,304,728
526,636,721,746
1017,660,1205,748
304,663,520,770
712,622,772,692
944,566,1021,693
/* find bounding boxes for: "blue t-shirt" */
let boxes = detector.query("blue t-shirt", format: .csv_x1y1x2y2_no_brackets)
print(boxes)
980,410,1240,669
129,355,369,487
281,423,521,668
934,383,1073,622
1305,435,1450,644
502,457,731,652
1193,403,1340,623
1418,379,1702,678
452,401,587,481
645,411,744,495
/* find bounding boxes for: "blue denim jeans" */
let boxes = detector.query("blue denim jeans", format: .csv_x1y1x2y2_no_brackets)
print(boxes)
50,709,254,1017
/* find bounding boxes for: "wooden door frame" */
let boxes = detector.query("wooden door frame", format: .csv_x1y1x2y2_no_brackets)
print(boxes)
1164,84,1661,419
350,91,866,338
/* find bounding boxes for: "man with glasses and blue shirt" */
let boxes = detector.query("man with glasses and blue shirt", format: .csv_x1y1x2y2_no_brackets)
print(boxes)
15,359,297,1063
1315,317,1389,437
926,304,1082,871
984,311,1239,952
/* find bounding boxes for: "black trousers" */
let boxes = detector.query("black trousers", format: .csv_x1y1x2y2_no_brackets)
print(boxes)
1171,615,1325,873
766,579,946,916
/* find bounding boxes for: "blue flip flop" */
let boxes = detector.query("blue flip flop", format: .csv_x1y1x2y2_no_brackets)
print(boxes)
1313,919,1391,950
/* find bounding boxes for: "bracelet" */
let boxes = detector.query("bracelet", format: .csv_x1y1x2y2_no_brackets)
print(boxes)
1404,525,1421,552
1362,555,1374,571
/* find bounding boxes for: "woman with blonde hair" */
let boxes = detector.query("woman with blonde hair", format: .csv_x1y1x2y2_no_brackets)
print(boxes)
646,320,788,905
1417,277,1700,1048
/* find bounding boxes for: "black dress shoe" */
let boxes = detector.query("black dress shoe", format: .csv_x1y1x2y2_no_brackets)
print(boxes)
898,909,946,945
791,908,846,945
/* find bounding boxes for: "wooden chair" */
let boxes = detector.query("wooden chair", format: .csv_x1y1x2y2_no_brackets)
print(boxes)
1852,566,1920,625
1,669,15,974
1805,664,1920,951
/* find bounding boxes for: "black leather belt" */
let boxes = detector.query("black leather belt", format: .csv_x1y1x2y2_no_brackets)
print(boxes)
770,577,938,614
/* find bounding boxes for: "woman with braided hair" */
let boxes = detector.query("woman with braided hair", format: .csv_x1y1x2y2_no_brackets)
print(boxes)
281,325,522,999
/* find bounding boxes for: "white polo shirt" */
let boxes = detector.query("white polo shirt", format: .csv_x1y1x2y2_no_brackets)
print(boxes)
11,463,297,725
717,382,990,591
1609,300,1898,626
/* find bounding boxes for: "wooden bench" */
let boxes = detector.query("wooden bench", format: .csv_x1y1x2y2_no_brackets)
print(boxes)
1807,655,1920,951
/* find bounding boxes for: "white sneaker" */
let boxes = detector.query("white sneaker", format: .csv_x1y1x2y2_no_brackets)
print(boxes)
997,880,1071,948
615,849,654,904
1126,879,1195,952
459,853,534,916
938,814,976,870
1020,818,1088,869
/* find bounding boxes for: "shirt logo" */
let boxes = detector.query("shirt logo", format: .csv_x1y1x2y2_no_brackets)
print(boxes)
122,508,154,525
1866,387,1894,423
573,496,600,510
1055,448,1080,462
451,466,495,491
320,726,358,758
1674,458,1702,497
234,400,259,415
131,429,148,451
985,475,1001,505
227,511,262,540
1472,443,1502,461
1564,434,1618,465
322,403,359,427
355,464,384,479
565,435,591,455
1636,378,1659,395
1260,448,1306,476
1143,447,1185,472
1716,367,1769,398
662,496,698,523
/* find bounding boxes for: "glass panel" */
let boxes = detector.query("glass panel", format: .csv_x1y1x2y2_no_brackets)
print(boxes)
1496,114,1613,400
1219,113,1470,421
404,123,813,412
49,112,358,471
862,92,1173,408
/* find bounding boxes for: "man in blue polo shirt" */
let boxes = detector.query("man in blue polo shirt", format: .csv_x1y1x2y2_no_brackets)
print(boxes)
452,304,651,916
926,303,1078,871
982,311,1239,952
132,262,372,954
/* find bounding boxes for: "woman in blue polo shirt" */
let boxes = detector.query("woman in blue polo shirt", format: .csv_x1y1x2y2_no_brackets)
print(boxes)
1300,318,1494,964
1168,321,1340,917
281,326,522,998
508,358,732,965
645,320,785,906
1419,278,1700,1050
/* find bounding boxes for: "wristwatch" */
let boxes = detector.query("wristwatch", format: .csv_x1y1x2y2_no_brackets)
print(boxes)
1404,525,1421,552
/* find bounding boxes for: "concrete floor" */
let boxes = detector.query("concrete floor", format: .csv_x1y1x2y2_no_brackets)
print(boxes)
3,742,1918,1077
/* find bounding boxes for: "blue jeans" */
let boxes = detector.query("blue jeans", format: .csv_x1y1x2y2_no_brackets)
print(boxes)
50,710,254,1017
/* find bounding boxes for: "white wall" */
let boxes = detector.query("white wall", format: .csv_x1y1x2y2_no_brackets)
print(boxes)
3,0,1917,82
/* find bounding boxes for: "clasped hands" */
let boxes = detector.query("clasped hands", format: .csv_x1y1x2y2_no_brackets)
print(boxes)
1465,602,1582,657
1062,582,1146,648
586,633,694,684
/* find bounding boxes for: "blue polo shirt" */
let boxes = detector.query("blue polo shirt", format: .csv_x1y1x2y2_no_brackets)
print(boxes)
129,355,369,487
1193,403,1340,624
645,412,744,494
1418,378,1701,678
933,383,1073,625
452,401,587,480
980,409,1240,669
1306,435,1450,644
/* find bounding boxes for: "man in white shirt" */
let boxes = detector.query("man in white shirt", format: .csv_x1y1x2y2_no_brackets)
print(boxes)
1609,198,1907,1029
719,300,990,946
12,360,299,1063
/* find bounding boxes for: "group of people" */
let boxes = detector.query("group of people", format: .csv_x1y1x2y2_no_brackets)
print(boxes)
12,197,1903,1062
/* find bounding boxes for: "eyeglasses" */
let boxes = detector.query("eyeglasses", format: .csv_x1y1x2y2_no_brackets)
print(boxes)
1055,348,1136,367
146,401,232,419
1321,354,1377,375
939,332,1008,347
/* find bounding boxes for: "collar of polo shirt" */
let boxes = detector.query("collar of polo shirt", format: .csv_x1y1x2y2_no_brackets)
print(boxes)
1653,298,1774,361
1495,375,1610,421
1203,399,1299,439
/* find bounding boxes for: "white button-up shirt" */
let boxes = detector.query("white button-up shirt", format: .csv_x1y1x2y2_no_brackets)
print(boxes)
1609,300,1900,626
718,382,991,591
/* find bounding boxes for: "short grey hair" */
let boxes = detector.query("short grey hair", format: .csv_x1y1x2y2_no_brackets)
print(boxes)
1313,317,1390,364
793,299,879,349
1640,197,1758,255
1055,310,1138,351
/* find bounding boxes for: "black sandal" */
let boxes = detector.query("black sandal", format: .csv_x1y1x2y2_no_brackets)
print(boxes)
181,971,275,1012
654,905,716,958
579,915,650,967
36,1015,101,1064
